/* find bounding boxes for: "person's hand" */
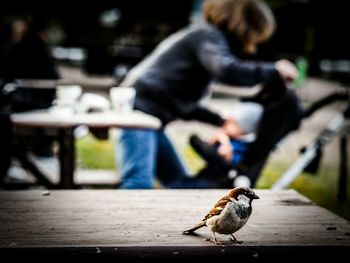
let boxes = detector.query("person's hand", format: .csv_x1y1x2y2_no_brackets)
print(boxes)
217,143,233,162
275,59,297,82
208,128,233,162
208,129,230,145
209,118,243,144
221,118,244,138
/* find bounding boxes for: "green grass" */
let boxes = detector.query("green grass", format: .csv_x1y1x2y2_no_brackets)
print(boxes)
76,134,206,172
76,134,115,169
257,161,350,221
76,135,350,221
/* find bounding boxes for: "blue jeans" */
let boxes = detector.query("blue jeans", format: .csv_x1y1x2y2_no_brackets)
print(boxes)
117,129,214,189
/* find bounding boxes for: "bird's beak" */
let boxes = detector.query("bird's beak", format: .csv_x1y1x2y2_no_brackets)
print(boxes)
252,193,260,199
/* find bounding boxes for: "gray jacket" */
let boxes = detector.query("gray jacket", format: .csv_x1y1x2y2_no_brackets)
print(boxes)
121,23,278,126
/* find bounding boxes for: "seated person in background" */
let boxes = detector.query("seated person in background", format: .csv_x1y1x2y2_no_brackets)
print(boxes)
0,17,59,182
191,73,304,189
191,102,263,187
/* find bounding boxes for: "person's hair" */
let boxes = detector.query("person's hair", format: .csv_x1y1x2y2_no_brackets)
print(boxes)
202,0,276,47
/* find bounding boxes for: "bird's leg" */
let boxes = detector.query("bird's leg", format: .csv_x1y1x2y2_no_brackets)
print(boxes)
230,234,243,244
207,232,222,245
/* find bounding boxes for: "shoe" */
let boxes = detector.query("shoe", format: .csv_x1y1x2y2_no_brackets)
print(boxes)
189,134,231,168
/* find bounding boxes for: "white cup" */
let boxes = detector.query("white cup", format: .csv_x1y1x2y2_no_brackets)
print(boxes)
109,87,136,112
55,85,82,106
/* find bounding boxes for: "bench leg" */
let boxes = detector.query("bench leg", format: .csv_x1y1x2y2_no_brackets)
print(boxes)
15,150,55,188
338,135,348,203
58,127,76,189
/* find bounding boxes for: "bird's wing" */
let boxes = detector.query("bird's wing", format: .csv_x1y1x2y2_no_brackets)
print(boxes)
203,196,230,220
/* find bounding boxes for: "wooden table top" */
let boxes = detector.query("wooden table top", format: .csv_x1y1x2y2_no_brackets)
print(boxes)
0,189,349,260
11,109,161,129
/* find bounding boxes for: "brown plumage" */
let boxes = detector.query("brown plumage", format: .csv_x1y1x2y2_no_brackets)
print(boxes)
183,187,259,244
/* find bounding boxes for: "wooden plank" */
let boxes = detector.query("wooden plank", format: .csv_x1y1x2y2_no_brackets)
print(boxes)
0,190,349,259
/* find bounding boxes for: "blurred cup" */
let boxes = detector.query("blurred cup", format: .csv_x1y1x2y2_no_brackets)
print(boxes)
110,87,136,112
55,85,82,106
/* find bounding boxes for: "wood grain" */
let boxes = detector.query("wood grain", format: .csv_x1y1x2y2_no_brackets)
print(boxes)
0,189,349,259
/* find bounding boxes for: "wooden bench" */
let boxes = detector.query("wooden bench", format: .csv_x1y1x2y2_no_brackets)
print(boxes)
0,189,349,261
10,109,161,188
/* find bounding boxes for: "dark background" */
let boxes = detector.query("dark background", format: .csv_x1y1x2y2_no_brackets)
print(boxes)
1,0,350,78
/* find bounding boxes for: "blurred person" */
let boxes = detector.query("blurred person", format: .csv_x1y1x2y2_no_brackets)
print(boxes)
191,102,263,175
0,17,59,182
1,18,59,81
116,0,303,189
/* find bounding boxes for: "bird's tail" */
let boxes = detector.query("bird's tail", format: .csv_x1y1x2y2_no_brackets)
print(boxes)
182,221,206,235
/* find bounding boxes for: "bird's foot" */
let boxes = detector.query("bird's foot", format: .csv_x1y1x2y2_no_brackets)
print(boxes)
230,236,243,244
205,238,223,245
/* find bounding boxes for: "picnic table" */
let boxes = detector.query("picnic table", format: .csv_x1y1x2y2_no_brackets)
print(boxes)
10,109,161,188
0,189,349,261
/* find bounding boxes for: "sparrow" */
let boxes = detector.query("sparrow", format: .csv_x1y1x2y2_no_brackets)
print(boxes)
182,187,259,245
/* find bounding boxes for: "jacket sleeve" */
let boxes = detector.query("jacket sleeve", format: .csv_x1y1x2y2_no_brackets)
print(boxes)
194,29,279,87
180,106,225,127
